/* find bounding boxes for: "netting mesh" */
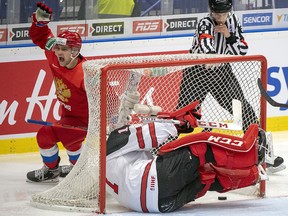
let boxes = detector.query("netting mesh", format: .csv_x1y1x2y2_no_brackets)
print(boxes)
30,53,265,213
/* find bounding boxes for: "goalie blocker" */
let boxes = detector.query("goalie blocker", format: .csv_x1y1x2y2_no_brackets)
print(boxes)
106,120,268,213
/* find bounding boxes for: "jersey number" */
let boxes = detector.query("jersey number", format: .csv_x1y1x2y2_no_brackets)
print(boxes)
106,178,119,194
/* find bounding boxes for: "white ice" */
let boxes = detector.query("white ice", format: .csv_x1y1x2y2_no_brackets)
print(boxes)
0,131,287,216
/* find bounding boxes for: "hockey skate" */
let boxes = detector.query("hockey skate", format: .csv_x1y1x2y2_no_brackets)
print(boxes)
26,165,60,183
266,156,286,174
27,157,61,183
60,164,73,177
258,130,286,174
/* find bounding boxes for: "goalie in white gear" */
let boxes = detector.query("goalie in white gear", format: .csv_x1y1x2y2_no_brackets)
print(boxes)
106,102,270,213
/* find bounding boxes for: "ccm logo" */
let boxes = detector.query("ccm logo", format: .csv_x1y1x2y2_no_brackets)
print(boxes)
57,24,88,36
133,20,162,33
198,121,228,129
208,135,243,147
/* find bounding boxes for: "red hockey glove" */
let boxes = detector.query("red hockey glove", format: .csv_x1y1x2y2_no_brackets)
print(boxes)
32,2,53,27
176,120,194,134
157,101,202,133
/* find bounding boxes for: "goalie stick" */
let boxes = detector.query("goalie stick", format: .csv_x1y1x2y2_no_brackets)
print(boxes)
138,116,242,130
27,119,87,131
257,78,288,108
132,99,243,131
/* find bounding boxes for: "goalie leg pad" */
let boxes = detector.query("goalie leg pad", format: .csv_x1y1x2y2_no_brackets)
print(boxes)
196,163,259,197
160,124,259,168
210,163,259,192
188,140,257,169
208,124,259,168
210,144,258,169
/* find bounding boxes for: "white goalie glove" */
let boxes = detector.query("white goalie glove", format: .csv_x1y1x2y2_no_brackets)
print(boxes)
116,91,140,129
122,91,141,109
32,2,53,27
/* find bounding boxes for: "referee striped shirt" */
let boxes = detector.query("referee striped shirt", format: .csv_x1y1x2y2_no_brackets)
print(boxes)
190,13,248,55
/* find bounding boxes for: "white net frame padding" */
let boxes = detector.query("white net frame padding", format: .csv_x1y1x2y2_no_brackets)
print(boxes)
30,53,267,213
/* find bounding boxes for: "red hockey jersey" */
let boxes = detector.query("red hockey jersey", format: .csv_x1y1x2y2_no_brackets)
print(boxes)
29,23,88,124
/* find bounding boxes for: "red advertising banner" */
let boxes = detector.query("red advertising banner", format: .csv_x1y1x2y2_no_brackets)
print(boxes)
0,51,185,137
0,29,8,42
0,60,59,136
132,19,163,34
57,24,89,37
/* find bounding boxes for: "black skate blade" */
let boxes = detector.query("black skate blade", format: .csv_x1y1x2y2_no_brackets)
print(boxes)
26,177,59,184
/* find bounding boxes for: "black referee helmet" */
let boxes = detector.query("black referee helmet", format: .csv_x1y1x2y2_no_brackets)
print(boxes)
209,0,233,13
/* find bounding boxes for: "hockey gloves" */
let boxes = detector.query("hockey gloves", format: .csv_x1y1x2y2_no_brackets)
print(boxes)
157,101,202,134
32,2,53,27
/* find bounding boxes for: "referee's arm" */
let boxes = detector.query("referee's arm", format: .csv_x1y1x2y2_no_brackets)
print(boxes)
196,18,217,54
225,14,248,56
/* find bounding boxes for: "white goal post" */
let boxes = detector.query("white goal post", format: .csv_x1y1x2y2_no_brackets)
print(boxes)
30,53,267,213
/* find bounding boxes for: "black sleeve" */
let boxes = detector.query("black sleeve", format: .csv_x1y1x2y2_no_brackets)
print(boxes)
106,125,131,155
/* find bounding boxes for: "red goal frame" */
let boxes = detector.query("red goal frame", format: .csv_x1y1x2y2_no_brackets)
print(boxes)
98,54,268,213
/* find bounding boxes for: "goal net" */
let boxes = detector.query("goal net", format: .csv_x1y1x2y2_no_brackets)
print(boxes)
30,53,267,213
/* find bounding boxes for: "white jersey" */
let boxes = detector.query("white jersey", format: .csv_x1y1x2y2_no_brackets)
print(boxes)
106,122,178,212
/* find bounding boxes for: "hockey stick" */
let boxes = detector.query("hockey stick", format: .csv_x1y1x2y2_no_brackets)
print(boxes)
27,119,87,131
135,99,243,131
140,116,242,130
257,78,288,108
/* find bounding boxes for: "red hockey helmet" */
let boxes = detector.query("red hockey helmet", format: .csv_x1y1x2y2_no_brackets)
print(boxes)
209,0,233,13
56,31,82,50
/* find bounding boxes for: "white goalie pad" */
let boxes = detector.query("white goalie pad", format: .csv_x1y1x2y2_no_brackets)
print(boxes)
264,132,275,165
258,164,269,181
232,99,243,129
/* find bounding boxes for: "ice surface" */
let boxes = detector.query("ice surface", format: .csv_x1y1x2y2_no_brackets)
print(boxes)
0,131,287,216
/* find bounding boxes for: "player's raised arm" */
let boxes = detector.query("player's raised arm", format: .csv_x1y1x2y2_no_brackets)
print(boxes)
29,2,54,49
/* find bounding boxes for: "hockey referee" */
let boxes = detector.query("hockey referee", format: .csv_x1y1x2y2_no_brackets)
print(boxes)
177,0,285,173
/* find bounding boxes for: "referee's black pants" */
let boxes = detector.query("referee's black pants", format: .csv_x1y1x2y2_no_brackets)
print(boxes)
177,64,258,132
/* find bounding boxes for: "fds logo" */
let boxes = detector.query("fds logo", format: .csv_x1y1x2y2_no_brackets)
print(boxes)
133,20,162,33
57,24,88,37
0,29,8,42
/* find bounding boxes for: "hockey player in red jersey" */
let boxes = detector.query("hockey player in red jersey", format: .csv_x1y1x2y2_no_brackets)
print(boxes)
26,3,88,183
106,101,268,213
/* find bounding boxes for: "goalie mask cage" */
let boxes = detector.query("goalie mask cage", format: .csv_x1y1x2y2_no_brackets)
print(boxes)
30,53,267,213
